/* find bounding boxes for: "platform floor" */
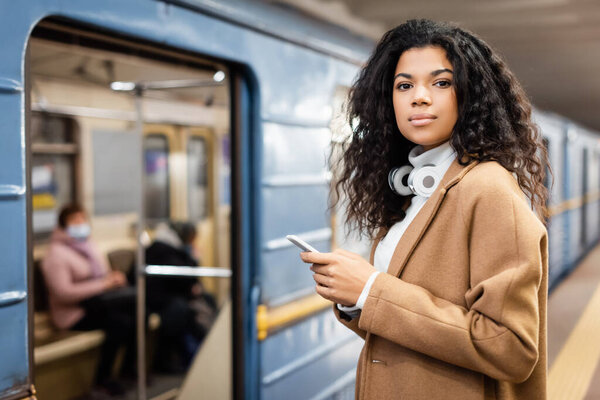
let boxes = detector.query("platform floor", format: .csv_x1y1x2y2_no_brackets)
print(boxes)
548,244,600,399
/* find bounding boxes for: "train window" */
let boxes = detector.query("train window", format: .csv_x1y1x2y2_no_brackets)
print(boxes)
30,113,78,240
145,134,170,221
542,137,551,193
581,147,589,246
187,135,209,220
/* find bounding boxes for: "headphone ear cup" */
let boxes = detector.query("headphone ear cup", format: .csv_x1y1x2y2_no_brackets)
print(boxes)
388,165,413,196
408,165,440,197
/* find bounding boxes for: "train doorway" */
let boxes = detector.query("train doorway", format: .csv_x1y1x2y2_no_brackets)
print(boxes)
27,21,238,400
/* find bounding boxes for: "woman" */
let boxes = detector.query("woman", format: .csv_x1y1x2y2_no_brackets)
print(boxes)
300,20,549,399
41,204,135,395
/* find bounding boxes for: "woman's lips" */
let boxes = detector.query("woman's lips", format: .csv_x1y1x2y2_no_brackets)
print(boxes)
409,113,437,127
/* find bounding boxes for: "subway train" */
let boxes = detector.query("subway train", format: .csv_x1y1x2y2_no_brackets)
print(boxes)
1,1,599,400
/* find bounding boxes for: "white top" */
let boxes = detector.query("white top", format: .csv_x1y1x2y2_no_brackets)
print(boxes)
337,141,457,317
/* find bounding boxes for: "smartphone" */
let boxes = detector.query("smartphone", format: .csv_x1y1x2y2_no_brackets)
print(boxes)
286,235,320,253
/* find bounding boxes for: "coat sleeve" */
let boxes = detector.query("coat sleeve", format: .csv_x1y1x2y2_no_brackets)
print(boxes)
43,248,107,304
332,303,366,340
357,176,547,383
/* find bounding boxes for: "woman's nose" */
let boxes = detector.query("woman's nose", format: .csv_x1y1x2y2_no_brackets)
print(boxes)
412,86,432,106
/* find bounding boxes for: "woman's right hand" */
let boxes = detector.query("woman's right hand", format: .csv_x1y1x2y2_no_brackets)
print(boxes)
103,270,127,290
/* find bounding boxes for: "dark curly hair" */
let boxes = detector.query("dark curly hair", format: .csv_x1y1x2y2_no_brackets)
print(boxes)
332,19,551,238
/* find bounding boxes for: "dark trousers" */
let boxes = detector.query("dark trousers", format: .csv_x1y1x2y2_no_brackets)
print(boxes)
72,287,137,384
151,294,216,371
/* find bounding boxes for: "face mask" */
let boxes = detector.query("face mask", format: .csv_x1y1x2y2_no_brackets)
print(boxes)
67,223,91,241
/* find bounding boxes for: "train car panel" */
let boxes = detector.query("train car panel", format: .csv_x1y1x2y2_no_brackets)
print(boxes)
261,245,330,306
565,125,583,265
262,123,331,178
0,48,30,395
261,340,360,400
252,43,338,125
534,111,565,205
260,311,360,400
261,312,353,377
0,274,29,398
262,186,331,246
166,0,373,63
577,129,600,249
534,111,568,288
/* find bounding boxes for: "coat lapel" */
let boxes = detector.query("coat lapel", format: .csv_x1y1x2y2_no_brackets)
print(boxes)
386,158,479,278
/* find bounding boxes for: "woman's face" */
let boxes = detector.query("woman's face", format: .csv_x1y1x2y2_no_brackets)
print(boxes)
392,46,458,151
66,211,87,227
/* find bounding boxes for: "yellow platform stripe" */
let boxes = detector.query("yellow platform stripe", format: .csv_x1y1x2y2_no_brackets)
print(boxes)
548,278,600,399
257,294,331,341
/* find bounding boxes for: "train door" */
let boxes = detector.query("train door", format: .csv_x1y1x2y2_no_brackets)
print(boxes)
26,23,239,400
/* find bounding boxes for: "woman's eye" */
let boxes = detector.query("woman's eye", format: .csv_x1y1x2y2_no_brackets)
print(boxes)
435,80,452,88
396,83,412,90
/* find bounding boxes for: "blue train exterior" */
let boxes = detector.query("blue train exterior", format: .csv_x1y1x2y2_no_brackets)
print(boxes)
0,1,599,399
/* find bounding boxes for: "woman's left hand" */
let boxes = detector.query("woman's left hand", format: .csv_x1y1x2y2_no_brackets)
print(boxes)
300,249,377,306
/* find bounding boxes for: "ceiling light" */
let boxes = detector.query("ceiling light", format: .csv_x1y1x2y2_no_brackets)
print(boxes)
213,71,225,82
110,81,136,91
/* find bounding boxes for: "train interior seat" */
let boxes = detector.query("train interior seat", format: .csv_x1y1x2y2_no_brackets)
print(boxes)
107,248,136,276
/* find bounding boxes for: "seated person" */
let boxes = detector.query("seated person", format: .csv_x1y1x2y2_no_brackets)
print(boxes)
145,222,216,372
41,204,135,396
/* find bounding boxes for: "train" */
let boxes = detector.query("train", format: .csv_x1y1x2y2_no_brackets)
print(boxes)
0,1,599,399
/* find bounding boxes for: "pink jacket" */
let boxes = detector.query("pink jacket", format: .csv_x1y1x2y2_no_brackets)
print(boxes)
41,229,109,329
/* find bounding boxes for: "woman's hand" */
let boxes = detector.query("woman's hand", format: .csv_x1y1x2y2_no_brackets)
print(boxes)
103,270,127,290
300,249,377,306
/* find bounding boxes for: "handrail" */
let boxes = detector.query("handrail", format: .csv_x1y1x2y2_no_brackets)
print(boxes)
0,184,26,198
145,265,232,278
0,291,27,308
256,294,331,341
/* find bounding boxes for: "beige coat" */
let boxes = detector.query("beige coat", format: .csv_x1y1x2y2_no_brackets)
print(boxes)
334,159,548,400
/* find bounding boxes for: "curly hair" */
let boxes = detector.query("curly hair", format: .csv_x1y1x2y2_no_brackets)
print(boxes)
332,19,551,238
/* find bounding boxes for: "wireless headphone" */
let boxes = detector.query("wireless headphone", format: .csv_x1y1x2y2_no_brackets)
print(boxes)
388,164,441,198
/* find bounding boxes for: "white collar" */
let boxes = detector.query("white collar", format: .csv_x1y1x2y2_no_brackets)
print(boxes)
408,141,456,169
